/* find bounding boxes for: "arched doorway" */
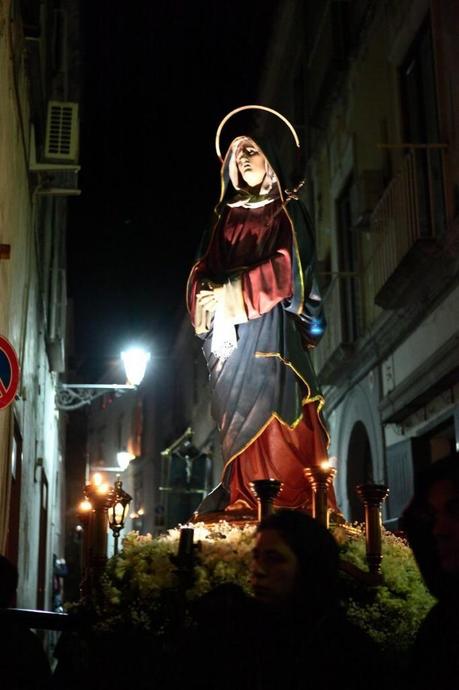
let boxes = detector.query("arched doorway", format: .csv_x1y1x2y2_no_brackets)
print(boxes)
346,421,373,523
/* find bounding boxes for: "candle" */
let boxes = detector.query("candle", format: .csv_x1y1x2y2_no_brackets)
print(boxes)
178,527,194,559
356,484,389,575
304,464,336,528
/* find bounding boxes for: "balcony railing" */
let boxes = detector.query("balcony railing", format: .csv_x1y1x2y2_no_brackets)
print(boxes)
364,144,447,308
314,145,447,379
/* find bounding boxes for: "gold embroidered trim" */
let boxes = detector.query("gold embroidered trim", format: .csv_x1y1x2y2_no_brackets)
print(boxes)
221,397,329,477
254,351,330,447
256,351,308,394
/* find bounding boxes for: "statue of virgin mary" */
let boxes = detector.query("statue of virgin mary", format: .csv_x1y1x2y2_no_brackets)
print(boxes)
187,107,337,517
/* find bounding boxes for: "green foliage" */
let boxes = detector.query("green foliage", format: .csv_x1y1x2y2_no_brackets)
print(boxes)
82,520,434,656
334,524,434,653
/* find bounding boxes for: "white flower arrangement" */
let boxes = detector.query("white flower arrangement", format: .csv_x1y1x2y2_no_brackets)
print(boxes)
90,519,434,654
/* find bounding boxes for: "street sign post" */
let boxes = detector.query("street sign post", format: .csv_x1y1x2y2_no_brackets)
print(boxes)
0,336,20,409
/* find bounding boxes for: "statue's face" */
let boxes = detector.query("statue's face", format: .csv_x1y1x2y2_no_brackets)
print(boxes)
235,140,266,188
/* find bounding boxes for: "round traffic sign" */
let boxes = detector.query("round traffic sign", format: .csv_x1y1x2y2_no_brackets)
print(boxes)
0,336,20,409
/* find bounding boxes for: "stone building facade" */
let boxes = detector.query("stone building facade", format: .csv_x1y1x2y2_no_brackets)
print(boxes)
0,0,80,607
257,0,459,524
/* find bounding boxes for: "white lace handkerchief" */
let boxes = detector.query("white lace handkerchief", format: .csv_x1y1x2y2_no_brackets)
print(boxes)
210,278,247,360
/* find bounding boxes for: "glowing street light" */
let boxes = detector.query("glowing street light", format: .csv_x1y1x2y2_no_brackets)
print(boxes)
107,476,132,555
55,346,151,410
116,449,135,471
121,347,151,386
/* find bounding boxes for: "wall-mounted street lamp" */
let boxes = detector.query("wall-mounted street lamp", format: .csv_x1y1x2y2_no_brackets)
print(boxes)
89,448,136,475
77,473,133,594
116,449,136,471
55,346,151,411
107,475,132,555
120,348,150,386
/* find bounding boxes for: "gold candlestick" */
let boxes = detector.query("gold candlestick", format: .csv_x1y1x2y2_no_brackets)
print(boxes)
304,461,336,528
356,483,389,576
250,479,282,521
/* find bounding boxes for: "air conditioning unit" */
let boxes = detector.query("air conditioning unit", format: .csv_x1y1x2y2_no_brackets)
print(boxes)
350,170,384,229
29,109,81,196
45,101,79,162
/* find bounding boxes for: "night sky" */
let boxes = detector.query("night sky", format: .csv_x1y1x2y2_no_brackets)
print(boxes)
67,1,279,377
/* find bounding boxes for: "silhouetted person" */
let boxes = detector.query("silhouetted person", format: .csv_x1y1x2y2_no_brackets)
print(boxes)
250,510,382,690
0,554,51,690
402,454,459,687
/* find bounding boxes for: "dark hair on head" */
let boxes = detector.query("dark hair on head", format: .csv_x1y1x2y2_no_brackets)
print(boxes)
0,554,18,607
401,453,459,598
413,454,459,495
257,509,340,607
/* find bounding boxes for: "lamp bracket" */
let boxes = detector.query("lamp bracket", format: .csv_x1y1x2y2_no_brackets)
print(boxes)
55,383,136,411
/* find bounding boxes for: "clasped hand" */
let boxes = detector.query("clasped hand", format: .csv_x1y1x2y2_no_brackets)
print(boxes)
196,281,223,314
